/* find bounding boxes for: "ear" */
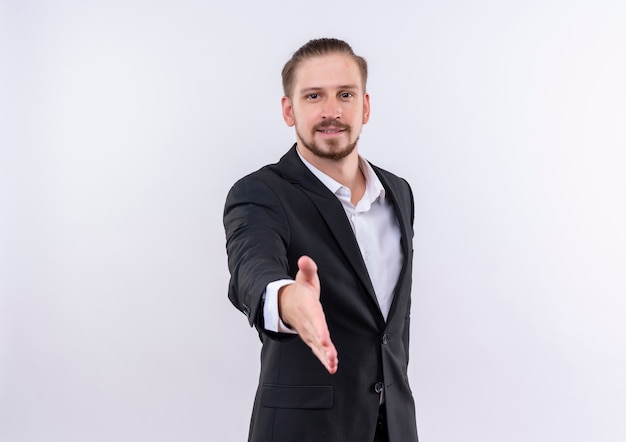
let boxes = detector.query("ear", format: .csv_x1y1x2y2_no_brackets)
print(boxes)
281,96,295,127
362,92,371,124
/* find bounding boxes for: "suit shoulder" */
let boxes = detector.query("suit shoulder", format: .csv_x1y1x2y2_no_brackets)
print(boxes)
228,145,297,191
370,163,412,192
232,161,282,185
369,162,415,224
226,162,286,198
223,159,301,224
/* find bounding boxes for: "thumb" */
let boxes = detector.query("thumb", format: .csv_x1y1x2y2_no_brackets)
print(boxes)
296,255,319,286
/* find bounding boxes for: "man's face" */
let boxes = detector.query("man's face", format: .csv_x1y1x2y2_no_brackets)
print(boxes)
282,53,370,161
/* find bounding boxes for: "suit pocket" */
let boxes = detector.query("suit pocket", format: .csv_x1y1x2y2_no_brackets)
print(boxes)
261,384,333,409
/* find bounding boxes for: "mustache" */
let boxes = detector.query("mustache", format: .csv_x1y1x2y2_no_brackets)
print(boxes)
313,120,350,131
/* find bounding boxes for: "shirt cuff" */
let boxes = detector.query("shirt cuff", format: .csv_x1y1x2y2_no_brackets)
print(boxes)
264,279,298,334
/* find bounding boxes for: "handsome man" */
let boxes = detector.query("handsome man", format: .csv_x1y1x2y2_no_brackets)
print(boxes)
224,38,418,442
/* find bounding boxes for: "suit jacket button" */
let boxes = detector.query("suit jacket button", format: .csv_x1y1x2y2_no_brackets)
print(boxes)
242,304,251,317
382,334,389,345
374,382,384,394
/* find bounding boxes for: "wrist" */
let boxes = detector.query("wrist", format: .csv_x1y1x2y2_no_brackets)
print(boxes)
277,284,295,329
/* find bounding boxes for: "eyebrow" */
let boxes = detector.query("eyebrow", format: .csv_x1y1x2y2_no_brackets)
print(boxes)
300,85,361,94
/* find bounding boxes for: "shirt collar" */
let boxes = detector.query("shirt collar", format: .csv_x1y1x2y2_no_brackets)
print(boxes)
296,147,386,204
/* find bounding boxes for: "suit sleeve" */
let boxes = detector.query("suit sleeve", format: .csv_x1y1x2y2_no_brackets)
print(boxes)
223,174,292,329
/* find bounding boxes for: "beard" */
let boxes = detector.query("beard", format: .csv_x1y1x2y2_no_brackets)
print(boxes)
296,120,359,161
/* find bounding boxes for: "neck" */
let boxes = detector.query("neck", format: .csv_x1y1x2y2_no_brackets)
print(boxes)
297,144,366,205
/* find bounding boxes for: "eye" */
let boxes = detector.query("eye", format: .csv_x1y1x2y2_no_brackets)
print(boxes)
307,93,320,100
340,92,354,99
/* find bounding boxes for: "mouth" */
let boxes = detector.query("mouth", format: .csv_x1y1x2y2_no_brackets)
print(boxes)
317,128,345,134
315,124,348,136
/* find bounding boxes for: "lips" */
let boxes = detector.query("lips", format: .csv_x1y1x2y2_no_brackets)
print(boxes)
314,122,349,135
318,128,345,133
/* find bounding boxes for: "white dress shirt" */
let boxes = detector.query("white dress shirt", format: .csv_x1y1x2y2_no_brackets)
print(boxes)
263,150,403,333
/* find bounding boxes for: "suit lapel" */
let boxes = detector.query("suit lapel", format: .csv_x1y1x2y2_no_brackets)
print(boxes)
372,166,413,324
278,146,379,306
372,166,412,264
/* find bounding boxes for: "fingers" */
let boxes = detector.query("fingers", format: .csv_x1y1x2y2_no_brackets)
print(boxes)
321,338,338,374
296,255,318,286
311,339,338,374
300,316,338,374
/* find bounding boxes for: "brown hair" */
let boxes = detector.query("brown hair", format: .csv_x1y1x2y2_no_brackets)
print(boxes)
281,38,368,98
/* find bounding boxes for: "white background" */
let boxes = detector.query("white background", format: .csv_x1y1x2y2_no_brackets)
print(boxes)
1,0,625,441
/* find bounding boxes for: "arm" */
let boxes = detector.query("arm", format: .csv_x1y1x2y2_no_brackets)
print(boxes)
224,175,338,373
224,175,291,328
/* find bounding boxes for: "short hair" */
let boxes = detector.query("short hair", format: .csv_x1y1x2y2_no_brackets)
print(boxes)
281,38,368,98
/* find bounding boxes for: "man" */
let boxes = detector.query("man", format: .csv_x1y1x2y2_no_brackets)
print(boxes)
223,38,418,442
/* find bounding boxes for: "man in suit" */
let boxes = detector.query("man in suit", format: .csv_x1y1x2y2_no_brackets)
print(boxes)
223,38,418,442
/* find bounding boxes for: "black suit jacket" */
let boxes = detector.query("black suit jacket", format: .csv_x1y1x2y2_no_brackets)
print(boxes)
224,145,418,441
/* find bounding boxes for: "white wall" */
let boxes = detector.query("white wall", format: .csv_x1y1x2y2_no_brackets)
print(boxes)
1,0,625,441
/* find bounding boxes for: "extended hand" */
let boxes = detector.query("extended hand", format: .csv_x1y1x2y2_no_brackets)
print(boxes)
278,256,338,374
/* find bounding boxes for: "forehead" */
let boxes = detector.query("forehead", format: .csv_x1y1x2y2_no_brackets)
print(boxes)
293,53,363,92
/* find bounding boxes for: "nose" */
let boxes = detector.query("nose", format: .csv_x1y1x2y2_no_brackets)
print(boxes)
321,96,342,119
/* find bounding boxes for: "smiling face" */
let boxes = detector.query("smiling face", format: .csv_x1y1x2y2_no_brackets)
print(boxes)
281,53,370,162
